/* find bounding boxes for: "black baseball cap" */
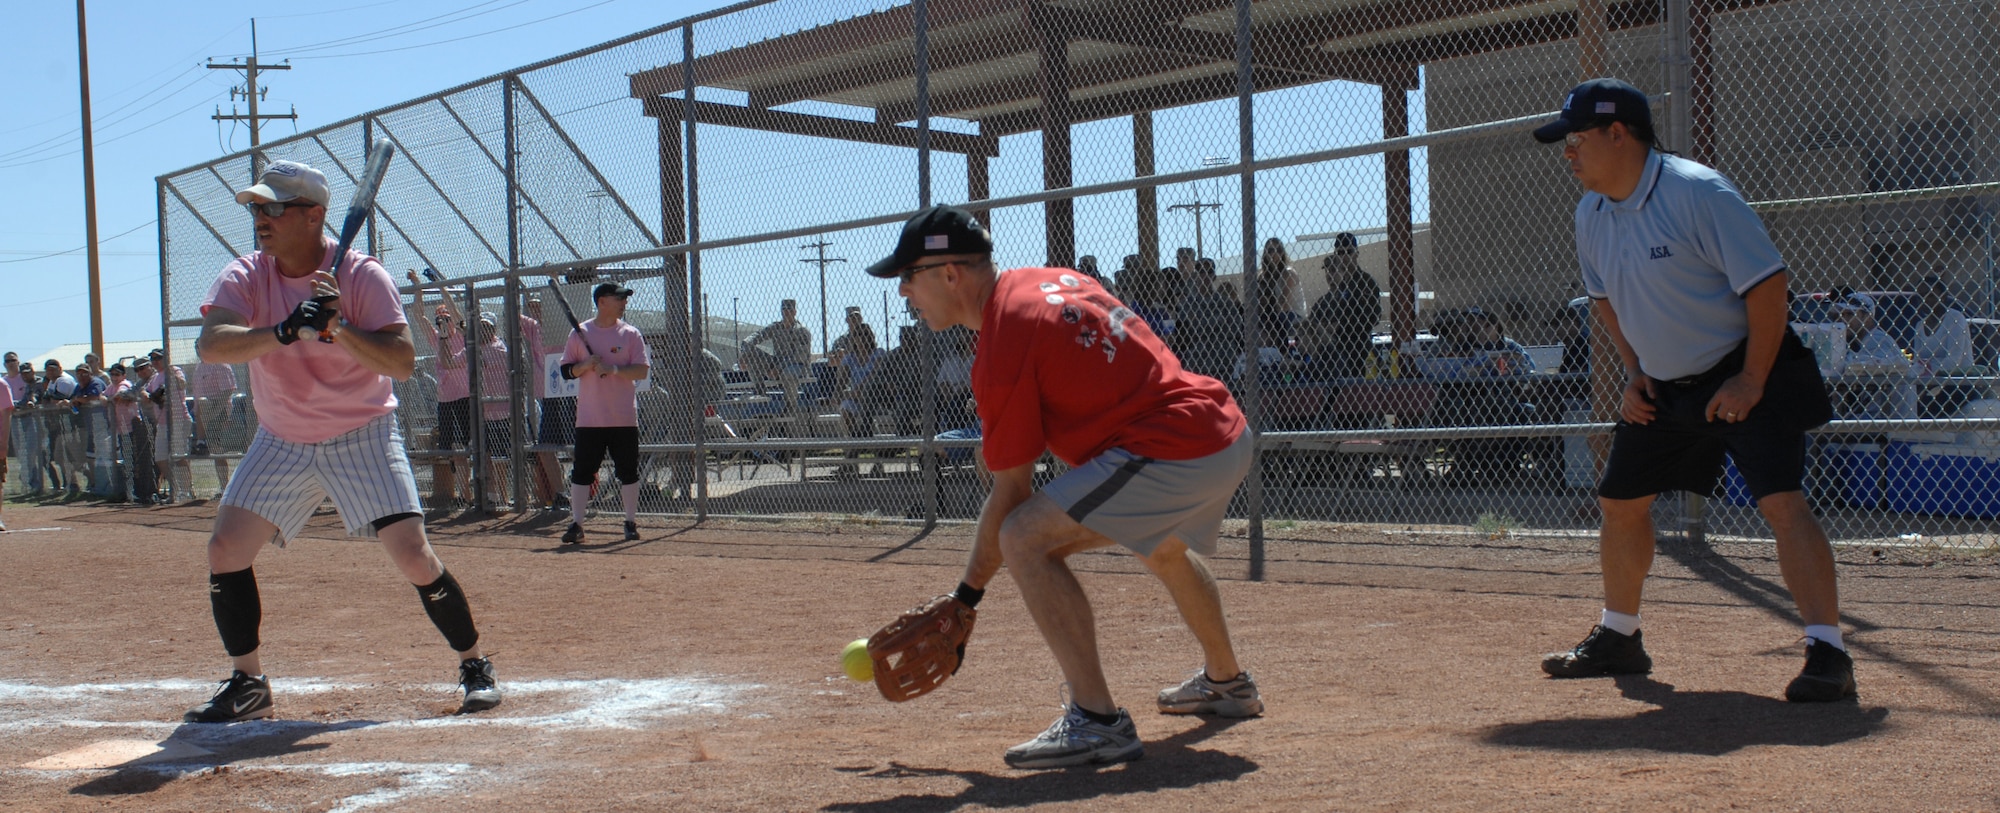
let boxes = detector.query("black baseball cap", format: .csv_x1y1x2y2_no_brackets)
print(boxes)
592,282,633,301
1532,78,1652,144
865,205,995,278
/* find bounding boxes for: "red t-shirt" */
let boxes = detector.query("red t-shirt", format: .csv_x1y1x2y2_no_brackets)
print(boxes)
974,267,1245,470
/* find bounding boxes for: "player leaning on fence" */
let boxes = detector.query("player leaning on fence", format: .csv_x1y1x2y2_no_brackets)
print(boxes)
184,160,502,722
1533,79,1854,702
868,206,1262,769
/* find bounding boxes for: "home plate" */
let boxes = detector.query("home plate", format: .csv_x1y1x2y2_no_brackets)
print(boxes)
23,738,213,770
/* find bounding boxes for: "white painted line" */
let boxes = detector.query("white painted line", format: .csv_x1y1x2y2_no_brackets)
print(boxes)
22,738,213,770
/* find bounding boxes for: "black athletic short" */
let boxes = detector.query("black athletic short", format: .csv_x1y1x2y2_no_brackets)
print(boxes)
1598,329,1833,503
538,397,576,446
482,420,512,459
436,398,472,449
571,425,640,486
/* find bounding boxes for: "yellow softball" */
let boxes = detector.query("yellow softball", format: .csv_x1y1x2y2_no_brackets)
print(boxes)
841,638,873,682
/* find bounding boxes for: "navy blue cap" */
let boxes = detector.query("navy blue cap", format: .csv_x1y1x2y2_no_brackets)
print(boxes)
866,205,995,278
592,282,633,301
1533,78,1652,144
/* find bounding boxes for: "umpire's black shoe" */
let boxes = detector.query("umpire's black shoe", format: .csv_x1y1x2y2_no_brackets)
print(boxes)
458,657,503,713
1785,639,1857,702
624,520,640,541
1542,625,1653,677
184,670,274,723
561,523,585,545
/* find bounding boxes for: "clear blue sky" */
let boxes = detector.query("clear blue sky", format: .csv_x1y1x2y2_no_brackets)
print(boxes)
0,0,720,359
1,0,1427,360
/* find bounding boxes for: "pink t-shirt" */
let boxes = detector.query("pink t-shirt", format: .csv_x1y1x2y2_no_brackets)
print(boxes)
4,373,23,406
0,376,12,414
193,362,238,398
110,379,138,429
559,319,648,428
436,332,471,403
471,337,510,422
201,240,407,444
142,366,185,425
520,315,546,400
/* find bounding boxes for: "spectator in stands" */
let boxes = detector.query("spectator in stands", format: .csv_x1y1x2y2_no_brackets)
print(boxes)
664,346,728,500
411,280,473,508
1911,274,1974,375
77,355,114,495
1255,238,1300,354
741,298,812,408
1297,233,1382,380
191,361,237,495
936,326,977,433
468,312,514,507
1077,254,1102,284
861,326,926,437
828,305,877,404
6,354,39,496
126,356,161,503
1834,293,1915,419
835,329,882,478
105,363,142,504
144,349,195,502
41,359,83,498
1175,256,1239,381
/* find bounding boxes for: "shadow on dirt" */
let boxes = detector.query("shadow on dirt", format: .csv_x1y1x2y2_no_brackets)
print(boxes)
68,718,379,797
1482,674,1887,756
819,718,1256,812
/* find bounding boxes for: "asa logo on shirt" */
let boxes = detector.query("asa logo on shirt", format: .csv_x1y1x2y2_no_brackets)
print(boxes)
1648,245,1673,260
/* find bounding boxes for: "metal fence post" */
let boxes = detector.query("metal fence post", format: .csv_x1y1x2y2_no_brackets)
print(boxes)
684,23,706,521
1235,0,1264,577
503,76,527,512
915,0,941,529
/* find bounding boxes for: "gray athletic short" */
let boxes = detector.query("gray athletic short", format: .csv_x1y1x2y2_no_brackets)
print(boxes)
221,412,423,545
1041,428,1252,557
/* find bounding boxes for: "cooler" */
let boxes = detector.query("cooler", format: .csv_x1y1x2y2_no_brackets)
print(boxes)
1885,443,2000,518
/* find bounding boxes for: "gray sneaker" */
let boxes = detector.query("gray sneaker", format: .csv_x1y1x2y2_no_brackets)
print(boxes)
1157,669,1264,717
1003,704,1143,769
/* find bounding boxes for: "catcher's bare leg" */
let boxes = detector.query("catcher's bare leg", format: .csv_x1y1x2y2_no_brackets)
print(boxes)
998,493,1121,714
1135,536,1242,681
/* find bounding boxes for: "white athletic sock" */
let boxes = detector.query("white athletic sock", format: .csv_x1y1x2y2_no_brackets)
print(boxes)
620,483,640,523
1804,624,1845,651
1599,609,1641,637
569,484,590,527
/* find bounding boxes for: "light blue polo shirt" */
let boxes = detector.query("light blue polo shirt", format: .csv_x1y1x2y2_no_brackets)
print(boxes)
1576,151,1786,380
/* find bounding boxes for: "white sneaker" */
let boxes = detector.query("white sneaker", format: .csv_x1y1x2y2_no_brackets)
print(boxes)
1157,669,1264,717
1003,703,1142,769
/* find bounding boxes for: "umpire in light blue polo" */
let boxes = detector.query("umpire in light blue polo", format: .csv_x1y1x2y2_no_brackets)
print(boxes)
1533,79,1854,702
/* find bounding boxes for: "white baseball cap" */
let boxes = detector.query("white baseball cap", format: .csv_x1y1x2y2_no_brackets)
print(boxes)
235,160,331,207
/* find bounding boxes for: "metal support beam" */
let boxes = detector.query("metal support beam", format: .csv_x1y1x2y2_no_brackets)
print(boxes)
679,24,705,520
750,31,1038,109
309,134,447,276
1134,111,1158,272
163,178,241,260
437,96,586,262
1384,85,1415,345
1029,3,1415,89
640,96,998,157
514,81,662,248
1233,0,1263,576
504,75,528,511
371,119,508,268
1038,17,1074,268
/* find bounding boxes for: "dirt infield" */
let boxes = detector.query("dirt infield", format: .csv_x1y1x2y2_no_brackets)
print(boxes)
2,500,1998,811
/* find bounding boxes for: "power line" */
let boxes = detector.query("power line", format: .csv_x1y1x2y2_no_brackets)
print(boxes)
209,20,298,154
264,0,527,57
0,219,157,265
0,89,229,171
287,0,628,60
0,21,244,142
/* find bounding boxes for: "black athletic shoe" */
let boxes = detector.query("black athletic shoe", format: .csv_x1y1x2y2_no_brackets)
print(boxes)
561,523,585,545
1785,639,1857,702
184,670,274,723
1542,625,1653,677
458,657,503,713
624,520,640,541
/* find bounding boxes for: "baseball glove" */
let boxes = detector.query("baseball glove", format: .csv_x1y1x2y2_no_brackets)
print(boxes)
866,594,977,702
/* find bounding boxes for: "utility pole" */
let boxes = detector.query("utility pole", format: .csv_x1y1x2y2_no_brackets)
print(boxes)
1166,156,1228,261
76,0,104,360
210,19,296,176
799,239,847,355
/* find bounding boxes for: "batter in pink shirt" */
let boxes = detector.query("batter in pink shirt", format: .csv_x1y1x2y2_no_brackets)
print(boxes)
186,158,501,727
555,282,651,545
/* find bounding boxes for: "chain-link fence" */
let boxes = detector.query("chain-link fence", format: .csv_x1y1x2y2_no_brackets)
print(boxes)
127,0,2000,546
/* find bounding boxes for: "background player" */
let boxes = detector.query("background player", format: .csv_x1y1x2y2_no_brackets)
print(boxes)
869,206,1261,769
184,159,501,722
1532,79,1852,702
558,282,649,545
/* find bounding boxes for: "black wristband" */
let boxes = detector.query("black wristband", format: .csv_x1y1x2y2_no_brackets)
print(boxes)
952,582,984,609
274,321,298,346
560,362,579,380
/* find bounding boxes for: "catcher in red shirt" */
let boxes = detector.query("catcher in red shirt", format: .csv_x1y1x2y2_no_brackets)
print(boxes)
865,206,1260,769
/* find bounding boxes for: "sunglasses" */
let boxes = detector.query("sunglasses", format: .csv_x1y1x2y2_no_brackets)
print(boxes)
246,200,318,218
899,260,960,284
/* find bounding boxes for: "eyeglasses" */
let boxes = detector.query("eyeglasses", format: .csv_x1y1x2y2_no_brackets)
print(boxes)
899,260,959,283
246,200,317,218
1562,125,1609,149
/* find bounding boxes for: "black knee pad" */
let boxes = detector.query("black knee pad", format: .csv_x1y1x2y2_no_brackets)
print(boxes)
415,569,480,653
209,567,261,658
371,511,421,532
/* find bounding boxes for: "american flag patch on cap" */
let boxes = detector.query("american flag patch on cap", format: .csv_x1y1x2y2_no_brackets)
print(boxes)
924,235,950,250
1595,101,1616,114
